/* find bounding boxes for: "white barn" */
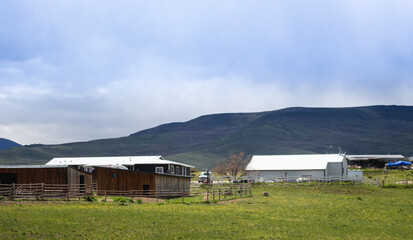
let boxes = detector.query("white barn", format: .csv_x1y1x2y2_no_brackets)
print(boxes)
245,154,348,181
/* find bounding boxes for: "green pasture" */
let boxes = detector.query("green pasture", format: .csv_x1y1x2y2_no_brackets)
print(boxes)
1,184,412,239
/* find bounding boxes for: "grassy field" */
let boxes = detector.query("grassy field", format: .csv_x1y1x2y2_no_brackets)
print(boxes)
1,184,412,239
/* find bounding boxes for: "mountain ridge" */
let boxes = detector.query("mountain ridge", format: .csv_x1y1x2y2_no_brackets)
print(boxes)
0,138,21,151
0,105,412,168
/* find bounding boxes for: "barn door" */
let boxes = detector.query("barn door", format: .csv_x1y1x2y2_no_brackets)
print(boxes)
0,173,17,184
80,175,85,192
143,184,150,195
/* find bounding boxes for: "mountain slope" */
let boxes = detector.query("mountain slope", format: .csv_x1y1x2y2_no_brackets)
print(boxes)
0,105,412,168
0,138,21,150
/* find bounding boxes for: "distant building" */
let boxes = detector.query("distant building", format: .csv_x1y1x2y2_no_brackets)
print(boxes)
245,154,348,181
346,155,405,168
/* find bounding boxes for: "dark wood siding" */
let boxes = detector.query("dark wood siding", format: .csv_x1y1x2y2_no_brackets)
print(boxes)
0,167,92,186
133,164,168,173
94,168,156,191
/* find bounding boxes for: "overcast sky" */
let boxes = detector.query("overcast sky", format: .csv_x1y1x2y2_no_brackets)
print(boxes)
1,1,413,145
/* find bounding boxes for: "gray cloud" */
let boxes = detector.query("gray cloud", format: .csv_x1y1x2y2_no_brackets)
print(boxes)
0,0,412,144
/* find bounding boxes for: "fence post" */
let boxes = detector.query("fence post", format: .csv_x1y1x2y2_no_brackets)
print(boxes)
67,184,71,200
105,191,107,202
41,183,44,200
230,185,232,197
212,188,215,201
11,183,15,200
218,188,221,201
406,178,409,188
156,191,158,202
249,184,252,197
206,188,209,203
181,190,184,204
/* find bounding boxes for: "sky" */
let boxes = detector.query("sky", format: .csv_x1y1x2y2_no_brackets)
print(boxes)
1,0,413,145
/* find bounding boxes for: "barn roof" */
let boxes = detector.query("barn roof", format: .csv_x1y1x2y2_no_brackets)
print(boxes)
0,165,69,169
245,154,345,171
346,155,405,161
45,156,194,168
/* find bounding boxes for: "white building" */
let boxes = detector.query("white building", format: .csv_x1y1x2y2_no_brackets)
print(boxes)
245,154,348,181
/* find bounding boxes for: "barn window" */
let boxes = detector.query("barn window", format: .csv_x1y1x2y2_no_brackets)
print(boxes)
155,167,164,173
170,165,174,174
112,173,117,178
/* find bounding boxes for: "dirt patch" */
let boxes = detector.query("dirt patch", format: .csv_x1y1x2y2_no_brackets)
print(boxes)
132,197,160,203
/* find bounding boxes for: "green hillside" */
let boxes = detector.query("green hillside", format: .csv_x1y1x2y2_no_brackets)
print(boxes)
1,105,413,168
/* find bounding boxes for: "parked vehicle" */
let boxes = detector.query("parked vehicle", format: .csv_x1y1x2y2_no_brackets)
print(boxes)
198,172,213,183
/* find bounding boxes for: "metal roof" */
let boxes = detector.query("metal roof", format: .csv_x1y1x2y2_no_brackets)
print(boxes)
0,165,69,169
245,154,345,171
346,155,405,161
45,156,195,168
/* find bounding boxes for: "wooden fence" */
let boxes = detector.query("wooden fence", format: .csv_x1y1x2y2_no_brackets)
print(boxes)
204,184,252,203
0,183,252,203
0,183,92,200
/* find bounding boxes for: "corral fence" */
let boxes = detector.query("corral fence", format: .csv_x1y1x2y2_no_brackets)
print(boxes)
209,176,363,184
203,184,252,203
0,183,252,203
0,183,92,200
208,175,413,188
94,184,252,203
362,176,413,188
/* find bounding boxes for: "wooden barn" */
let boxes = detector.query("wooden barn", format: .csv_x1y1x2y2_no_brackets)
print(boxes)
0,165,92,186
45,156,194,196
93,167,190,194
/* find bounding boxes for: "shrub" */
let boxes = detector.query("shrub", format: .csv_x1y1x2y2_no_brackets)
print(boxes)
84,195,97,202
113,197,133,203
136,199,143,204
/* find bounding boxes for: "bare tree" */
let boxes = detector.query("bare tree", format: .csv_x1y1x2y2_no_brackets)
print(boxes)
213,152,251,178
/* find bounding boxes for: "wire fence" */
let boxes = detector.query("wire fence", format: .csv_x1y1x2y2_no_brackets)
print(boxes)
207,176,363,184
206,175,413,188
362,176,413,188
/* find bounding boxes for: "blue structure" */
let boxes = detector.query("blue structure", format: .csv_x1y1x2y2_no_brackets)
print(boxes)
387,161,412,167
